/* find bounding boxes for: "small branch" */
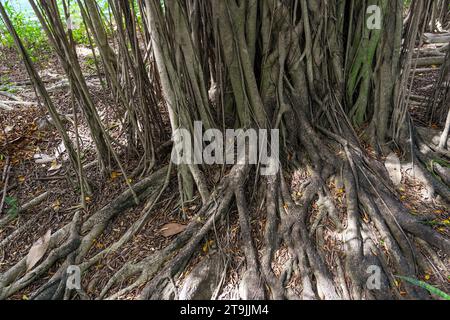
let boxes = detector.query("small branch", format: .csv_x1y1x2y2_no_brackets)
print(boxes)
0,156,11,214
0,91,22,101
412,56,445,67
0,100,37,106
423,33,450,44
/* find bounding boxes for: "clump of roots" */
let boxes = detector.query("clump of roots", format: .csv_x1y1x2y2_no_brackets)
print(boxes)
2,114,448,301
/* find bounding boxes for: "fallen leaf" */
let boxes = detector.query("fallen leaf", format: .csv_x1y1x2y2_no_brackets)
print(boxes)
48,160,62,172
110,171,122,180
160,223,187,237
95,242,105,249
33,153,56,164
54,141,66,159
52,199,61,211
5,125,14,133
202,240,214,253
26,229,52,272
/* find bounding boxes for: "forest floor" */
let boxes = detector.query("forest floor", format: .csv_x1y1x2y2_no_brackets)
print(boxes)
0,42,449,300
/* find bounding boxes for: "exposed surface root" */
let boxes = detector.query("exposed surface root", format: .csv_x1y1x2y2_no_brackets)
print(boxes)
1,132,448,301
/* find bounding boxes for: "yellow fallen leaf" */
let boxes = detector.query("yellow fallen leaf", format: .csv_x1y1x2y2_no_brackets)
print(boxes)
22,295,29,300
202,239,214,253
363,214,370,223
110,171,122,180
18,176,25,183
52,199,61,211
424,274,431,281
48,160,62,172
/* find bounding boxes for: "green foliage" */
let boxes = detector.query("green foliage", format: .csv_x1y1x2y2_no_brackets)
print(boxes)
396,275,450,300
56,0,89,45
84,55,97,71
0,75,15,92
0,0,95,61
0,0,47,61
431,158,450,168
428,158,450,182
4,195,19,218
